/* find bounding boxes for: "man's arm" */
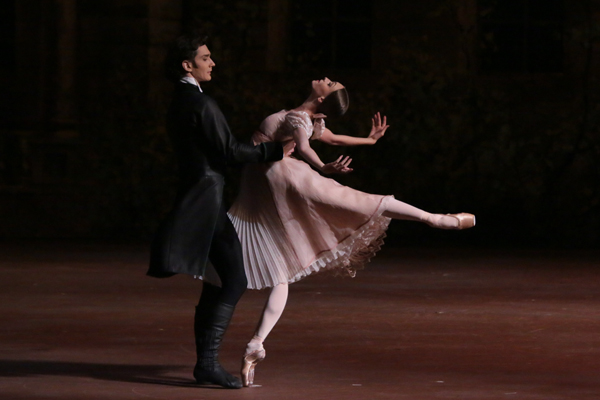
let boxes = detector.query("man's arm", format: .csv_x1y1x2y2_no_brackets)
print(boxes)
197,98,283,163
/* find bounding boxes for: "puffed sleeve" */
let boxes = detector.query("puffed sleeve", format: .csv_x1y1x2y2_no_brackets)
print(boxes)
311,117,325,140
283,111,313,138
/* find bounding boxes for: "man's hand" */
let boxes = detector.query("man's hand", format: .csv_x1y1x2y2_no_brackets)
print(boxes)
284,142,296,157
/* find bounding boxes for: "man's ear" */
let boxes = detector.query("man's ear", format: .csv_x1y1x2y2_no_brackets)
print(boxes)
182,60,193,72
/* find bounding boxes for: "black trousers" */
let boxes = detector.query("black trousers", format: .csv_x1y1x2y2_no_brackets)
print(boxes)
198,203,248,307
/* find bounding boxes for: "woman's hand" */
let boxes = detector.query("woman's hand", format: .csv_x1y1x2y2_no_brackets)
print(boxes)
368,112,389,142
321,155,353,174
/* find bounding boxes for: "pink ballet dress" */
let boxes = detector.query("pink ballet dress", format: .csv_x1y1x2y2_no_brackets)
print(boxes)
228,110,392,290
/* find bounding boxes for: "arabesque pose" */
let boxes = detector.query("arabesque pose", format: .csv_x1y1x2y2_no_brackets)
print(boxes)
217,78,475,386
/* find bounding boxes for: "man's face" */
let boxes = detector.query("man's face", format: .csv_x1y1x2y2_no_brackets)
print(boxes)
183,45,215,83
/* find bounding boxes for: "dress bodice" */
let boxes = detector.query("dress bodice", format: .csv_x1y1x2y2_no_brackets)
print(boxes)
254,110,325,145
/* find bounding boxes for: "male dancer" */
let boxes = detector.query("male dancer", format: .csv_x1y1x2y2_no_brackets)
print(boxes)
148,34,283,389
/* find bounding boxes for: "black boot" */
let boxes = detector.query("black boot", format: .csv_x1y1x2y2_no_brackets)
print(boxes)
193,302,243,389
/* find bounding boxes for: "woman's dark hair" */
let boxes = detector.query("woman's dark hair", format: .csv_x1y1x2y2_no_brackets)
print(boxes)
317,87,349,117
164,33,208,82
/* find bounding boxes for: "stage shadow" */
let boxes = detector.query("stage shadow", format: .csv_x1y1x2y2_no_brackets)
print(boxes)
0,359,228,389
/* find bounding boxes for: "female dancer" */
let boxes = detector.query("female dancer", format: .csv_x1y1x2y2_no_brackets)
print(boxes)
227,78,475,386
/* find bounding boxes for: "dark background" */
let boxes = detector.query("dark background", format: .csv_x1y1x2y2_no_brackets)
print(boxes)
0,0,598,248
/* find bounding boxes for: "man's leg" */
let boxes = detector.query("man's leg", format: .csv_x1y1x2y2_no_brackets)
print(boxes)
193,205,247,389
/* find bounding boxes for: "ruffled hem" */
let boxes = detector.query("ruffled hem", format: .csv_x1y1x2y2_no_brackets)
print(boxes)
200,196,392,290
286,201,391,286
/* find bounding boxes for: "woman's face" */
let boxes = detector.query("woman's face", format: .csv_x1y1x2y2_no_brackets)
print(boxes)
312,77,345,98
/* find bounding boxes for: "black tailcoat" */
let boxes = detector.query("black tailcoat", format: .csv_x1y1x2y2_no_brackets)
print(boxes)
148,82,283,278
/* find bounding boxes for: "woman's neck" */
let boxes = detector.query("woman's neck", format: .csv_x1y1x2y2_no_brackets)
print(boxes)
294,97,319,117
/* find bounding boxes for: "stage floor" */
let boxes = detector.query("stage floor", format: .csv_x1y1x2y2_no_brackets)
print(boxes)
1,243,599,399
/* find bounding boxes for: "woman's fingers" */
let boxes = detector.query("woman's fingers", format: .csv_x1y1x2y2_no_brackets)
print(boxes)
326,156,353,173
373,112,389,128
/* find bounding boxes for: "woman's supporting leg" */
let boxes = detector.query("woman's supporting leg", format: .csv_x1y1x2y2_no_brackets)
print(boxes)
382,198,464,229
242,283,289,386
248,283,289,351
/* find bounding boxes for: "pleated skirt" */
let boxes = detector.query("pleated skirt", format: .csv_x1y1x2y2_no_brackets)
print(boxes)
227,157,392,290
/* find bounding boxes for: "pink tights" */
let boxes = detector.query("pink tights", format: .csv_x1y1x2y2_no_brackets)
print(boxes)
382,197,459,229
246,283,288,353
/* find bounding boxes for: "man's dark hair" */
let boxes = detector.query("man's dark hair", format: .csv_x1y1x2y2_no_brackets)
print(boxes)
164,33,208,82
317,88,349,117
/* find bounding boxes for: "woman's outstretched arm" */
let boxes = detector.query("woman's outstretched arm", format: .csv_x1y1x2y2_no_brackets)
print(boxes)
319,112,389,146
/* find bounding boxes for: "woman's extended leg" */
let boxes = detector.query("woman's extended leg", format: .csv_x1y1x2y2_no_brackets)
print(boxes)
382,198,475,229
241,283,289,387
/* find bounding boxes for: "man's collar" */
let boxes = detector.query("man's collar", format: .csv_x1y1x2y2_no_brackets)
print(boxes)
180,76,202,92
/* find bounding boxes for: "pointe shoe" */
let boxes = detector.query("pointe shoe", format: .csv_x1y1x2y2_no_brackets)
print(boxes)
447,213,476,230
241,346,266,387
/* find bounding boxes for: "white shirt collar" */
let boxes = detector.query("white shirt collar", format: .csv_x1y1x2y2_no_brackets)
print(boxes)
180,76,202,92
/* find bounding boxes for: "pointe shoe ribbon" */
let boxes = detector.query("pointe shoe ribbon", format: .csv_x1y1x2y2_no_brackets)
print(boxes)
447,213,476,230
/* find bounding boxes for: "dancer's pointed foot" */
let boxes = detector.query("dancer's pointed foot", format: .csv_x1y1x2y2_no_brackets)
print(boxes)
425,213,476,230
241,346,266,387
447,213,476,230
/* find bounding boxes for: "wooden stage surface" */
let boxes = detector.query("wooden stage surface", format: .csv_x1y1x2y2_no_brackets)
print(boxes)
1,243,599,399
